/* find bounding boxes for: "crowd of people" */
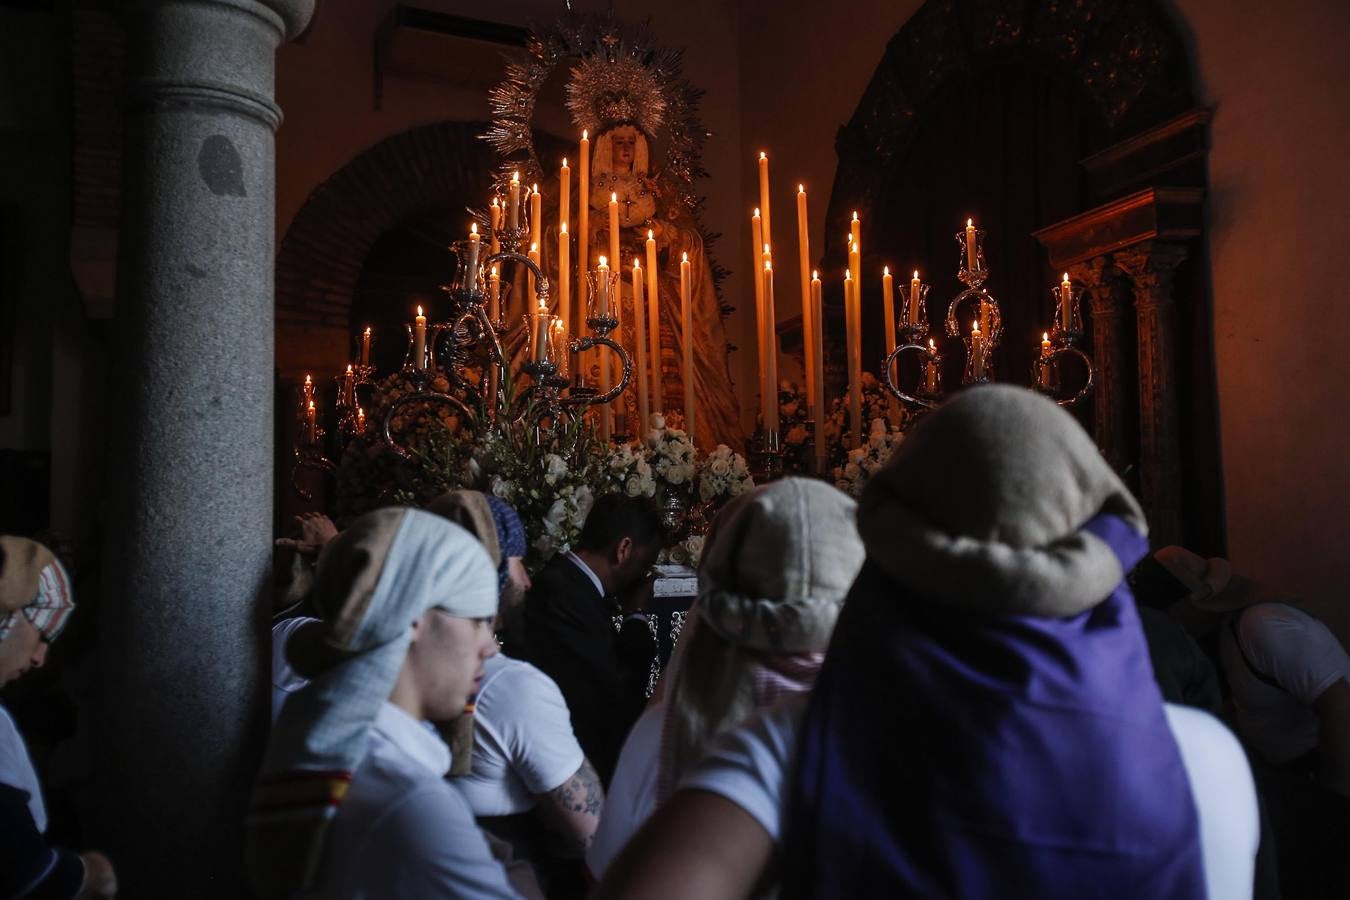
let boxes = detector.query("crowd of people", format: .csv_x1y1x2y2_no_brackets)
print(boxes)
3,385,1349,898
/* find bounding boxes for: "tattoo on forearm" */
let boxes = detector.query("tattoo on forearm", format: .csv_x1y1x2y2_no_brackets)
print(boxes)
549,759,604,847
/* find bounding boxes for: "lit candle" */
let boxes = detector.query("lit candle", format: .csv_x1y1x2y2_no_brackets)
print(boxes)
757,152,772,249
414,305,427,370
645,230,661,418
681,251,695,440
577,131,590,341
302,373,313,401
466,222,481,287
1039,331,1054,390
844,269,862,448
595,255,611,319
1042,330,1053,357
558,223,570,346
508,171,521,232
306,400,317,444
532,297,551,363
489,197,502,258
342,363,355,408
970,320,984,380
810,271,826,472
356,406,366,434
965,218,978,272
924,339,940,395
633,260,650,434
882,265,896,355
751,209,767,427
1060,272,1072,332
560,157,570,233
796,185,815,421
361,327,371,365
528,241,540,306
530,184,542,256
910,270,922,326
488,266,500,322
762,260,779,435
608,191,621,277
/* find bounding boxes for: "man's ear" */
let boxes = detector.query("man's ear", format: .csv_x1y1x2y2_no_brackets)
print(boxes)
614,536,634,566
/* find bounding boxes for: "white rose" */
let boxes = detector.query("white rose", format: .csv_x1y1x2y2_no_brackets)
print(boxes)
667,466,687,485
709,457,731,477
625,475,644,497
698,478,718,502
844,462,862,480
491,477,514,500
574,485,594,518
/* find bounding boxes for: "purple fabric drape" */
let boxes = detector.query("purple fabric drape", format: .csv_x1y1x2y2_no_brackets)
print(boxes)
781,515,1205,899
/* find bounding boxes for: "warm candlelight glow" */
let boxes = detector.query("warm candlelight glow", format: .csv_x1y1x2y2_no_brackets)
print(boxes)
346,364,353,374
968,218,973,227
972,320,980,334
929,338,936,350
914,270,919,279
798,184,804,193
682,252,688,262
530,241,538,254
307,400,314,412
599,255,608,267
612,191,618,202
1043,331,1050,341
884,265,890,277
812,269,819,280
417,305,423,317
561,222,568,234
852,211,858,221
512,171,519,183
754,206,761,216
760,151,766,159
470,223,478,236
648,229,654,240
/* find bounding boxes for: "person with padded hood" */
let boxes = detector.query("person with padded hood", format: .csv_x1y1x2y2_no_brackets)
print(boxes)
246,508,519,899
587,477,864,879
595,386,1260,900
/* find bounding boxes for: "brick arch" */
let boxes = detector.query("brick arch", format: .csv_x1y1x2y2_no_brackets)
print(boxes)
275,121,501,376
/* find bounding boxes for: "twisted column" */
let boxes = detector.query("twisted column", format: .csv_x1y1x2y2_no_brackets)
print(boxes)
99,1,312,895
1113,242,1189,546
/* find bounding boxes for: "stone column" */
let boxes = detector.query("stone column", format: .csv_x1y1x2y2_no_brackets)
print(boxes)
1113,242,1189,546
1069,255,1128,472
99,2,312,897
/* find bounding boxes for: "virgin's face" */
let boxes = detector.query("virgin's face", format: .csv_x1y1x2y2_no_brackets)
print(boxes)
612,131,637,170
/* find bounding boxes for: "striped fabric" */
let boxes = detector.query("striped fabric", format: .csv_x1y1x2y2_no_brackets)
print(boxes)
0,557,74,644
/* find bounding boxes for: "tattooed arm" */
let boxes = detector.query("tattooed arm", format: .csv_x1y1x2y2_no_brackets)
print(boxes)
535,758,605,855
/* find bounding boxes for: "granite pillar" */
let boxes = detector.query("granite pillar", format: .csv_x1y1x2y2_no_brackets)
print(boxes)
99,1,312,896
1114,242,1189,547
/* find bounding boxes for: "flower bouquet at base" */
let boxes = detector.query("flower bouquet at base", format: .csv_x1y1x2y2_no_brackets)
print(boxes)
833,417,905,499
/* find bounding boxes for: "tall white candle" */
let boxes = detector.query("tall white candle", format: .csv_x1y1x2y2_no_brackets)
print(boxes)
558,224,570,346
681,252,694,440
361,327,371,365
577,131,590,341
751,208,766,428
810,272,825,472
844,270,862,448
560,157,570,233
633,260,650,434
796,185,815,420
529,184,542,257
508,172,521,232
965,218,978,272
763,260,779,435
758,152,772,250
646,230,661,417
910,270,922,326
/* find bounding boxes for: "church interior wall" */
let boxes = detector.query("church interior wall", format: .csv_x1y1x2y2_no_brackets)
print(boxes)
0,1,1345,622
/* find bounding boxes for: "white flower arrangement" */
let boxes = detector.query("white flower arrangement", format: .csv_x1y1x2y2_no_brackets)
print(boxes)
696,443,753,503
660,533,706,567
603,441,658,499
645,413,699,489
834,417,904,498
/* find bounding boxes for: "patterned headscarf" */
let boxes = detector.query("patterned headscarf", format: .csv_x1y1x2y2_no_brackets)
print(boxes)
246,508,497,899
0,537,75,644
484,495,526,565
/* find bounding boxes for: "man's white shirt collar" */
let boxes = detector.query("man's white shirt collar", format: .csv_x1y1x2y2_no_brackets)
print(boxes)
565,550,605,598
372,701,451,778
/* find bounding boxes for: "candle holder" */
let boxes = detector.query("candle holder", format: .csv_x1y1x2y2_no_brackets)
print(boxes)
748,427,785,482
585,266,622,331
899,278,932,345
881,341,944,413
962,330,994,385
447,238,486,295
956,223,989,289
1052,278,1084,345
290,378,335,500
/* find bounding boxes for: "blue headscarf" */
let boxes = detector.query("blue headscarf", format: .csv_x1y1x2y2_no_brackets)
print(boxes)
485,496,526,581
780,388,1206,900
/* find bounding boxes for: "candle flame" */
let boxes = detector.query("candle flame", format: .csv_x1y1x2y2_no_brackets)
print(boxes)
682,252,689,262
307,400,315,411
929,338,936,350
759,151,766,160
763,243,771,254
417,305,423,317
884,265,890,277
812,270,820,280
798,184,805,193
852,211,859,221
967,218,973,227
470,222,478,235
634,259,641,270
490,265,498,276
851,241,859,254
357,406,364,417
598,255,607,266
563,157,568,167
583,129,588,140
844,269,852,280
560,222,568,234
1062,272,1070,283
972,320,980,334
364,326,371,336
537,296,547,311
611,191,618,202
1043,331,1050,341
346,364,353,374
754,207,761,217
648,229,655,240
913,270,919,280
491,197,499,207
304,374,311,384
765,260,772,271
512,171,519,182
532,183,539,194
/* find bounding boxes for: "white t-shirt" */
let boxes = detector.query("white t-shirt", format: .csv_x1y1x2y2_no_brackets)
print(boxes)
301,702,519,899
675,696,1259,900
271,616,319,721
587,704,663,877
0,704,45,833
1220,602,1350,763
455,654,586,817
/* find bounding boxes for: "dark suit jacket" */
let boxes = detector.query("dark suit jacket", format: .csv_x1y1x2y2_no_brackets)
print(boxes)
511,555,643,784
